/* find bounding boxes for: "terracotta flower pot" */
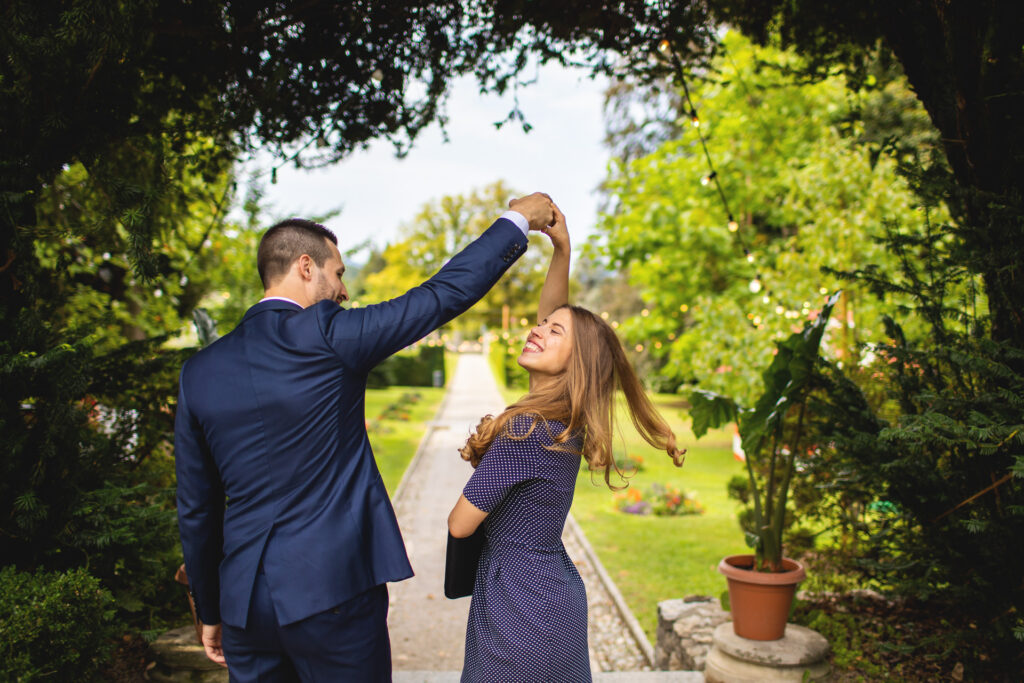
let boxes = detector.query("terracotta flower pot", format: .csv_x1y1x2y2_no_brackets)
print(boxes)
718,554,806,641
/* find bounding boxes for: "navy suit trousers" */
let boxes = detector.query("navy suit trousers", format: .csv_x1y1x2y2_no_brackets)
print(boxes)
222,571,391,682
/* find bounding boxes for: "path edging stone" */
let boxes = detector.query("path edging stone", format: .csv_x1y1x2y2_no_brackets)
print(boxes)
564,513,656,667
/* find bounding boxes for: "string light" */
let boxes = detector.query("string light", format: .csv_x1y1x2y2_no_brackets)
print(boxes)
660,37,804,330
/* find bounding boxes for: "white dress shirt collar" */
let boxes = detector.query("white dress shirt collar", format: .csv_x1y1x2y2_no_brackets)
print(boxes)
259,296,303,308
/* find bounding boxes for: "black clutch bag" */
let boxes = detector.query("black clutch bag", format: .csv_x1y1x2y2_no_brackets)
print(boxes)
444,527,486,599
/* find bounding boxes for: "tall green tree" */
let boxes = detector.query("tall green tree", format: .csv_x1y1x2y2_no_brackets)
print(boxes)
597,32,941,403
706,0,1024,348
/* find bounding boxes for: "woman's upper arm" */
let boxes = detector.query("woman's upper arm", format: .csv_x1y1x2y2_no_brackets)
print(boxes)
448,495,488,538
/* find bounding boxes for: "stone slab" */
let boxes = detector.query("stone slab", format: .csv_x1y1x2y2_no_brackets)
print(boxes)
704,646,829,683
149,626,226,671
394,674,704,682
712,622,829,667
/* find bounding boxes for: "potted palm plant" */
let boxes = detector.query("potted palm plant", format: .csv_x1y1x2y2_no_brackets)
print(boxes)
689,292,840,640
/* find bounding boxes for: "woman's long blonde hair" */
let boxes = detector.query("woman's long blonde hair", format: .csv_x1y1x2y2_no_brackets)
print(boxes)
460,305,685,487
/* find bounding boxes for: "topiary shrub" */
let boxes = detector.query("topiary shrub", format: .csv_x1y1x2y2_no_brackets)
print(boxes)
0,566,118,681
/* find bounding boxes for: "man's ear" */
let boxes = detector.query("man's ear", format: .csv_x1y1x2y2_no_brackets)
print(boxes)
295,254,314,281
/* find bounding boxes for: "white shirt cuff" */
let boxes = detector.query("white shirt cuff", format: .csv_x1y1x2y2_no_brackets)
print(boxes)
500,210,530,236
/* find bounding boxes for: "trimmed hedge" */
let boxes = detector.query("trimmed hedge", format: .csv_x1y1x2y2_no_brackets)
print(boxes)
487,339,528,391
368,345,445,388
0,566,117,681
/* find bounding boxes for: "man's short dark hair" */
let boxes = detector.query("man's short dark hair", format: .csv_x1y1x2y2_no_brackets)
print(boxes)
257,219,338,288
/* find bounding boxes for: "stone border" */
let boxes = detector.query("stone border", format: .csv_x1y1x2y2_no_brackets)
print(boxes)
564,513,656,667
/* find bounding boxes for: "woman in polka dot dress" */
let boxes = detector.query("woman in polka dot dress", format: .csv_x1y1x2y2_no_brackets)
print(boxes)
448,202,686,682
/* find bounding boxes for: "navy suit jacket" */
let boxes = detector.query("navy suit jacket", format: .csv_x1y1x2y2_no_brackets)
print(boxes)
175,218,527,627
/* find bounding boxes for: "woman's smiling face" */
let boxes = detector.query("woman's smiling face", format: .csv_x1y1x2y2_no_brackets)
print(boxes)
517,307,574,379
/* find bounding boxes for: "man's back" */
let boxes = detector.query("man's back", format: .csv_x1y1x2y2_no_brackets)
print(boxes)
179,299,411,627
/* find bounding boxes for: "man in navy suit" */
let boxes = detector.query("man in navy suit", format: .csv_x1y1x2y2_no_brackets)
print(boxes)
174,193,555,680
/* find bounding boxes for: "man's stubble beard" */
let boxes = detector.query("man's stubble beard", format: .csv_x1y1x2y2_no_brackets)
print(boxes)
313,271,336,305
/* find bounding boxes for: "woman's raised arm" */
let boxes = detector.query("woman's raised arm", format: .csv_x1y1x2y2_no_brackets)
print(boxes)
536,203,570,323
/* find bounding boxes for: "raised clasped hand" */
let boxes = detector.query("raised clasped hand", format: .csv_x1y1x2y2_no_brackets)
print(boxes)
508,192,556,232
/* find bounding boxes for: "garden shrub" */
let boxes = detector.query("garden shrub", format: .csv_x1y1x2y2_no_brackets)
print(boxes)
487,337,528,391
1,329,189,632
367,346,445,388
0,566,118,681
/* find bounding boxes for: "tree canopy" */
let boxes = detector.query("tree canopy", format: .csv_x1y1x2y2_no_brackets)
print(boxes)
597,32,949,402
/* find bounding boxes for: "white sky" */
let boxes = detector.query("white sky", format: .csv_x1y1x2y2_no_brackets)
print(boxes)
241,65,610,254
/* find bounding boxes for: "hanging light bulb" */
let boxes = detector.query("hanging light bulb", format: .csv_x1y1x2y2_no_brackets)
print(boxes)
690,110,700,127
749,277,763,294
728,219,739,232
775,305,785,315
745,249,755,264
762,295,771,305
658,39,672,55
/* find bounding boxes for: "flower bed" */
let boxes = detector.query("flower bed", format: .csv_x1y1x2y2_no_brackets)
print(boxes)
614,482,704,517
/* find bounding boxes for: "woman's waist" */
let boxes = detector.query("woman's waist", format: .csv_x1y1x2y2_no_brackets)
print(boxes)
485,532,565,553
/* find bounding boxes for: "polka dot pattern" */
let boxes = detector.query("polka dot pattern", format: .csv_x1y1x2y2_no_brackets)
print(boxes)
461,415,591,682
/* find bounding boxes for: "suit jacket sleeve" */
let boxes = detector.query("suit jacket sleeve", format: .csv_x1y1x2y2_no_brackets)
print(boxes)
174,367,225,625
315,217,528,370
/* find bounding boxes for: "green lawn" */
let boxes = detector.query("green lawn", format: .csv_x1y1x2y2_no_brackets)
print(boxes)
497,383,747,642
365,385,446,494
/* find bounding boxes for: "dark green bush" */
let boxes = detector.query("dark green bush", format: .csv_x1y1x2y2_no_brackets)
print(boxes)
368,345,446,388
0,566,118,681
487,338,528,391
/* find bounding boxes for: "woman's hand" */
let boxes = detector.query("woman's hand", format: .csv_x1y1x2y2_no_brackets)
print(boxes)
536,202,570,323
542,203,570,253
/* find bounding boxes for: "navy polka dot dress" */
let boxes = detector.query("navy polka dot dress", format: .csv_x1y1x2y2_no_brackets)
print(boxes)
461,415,591,683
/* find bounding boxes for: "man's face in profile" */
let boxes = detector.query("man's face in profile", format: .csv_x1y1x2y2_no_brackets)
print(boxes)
313,239,348,305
